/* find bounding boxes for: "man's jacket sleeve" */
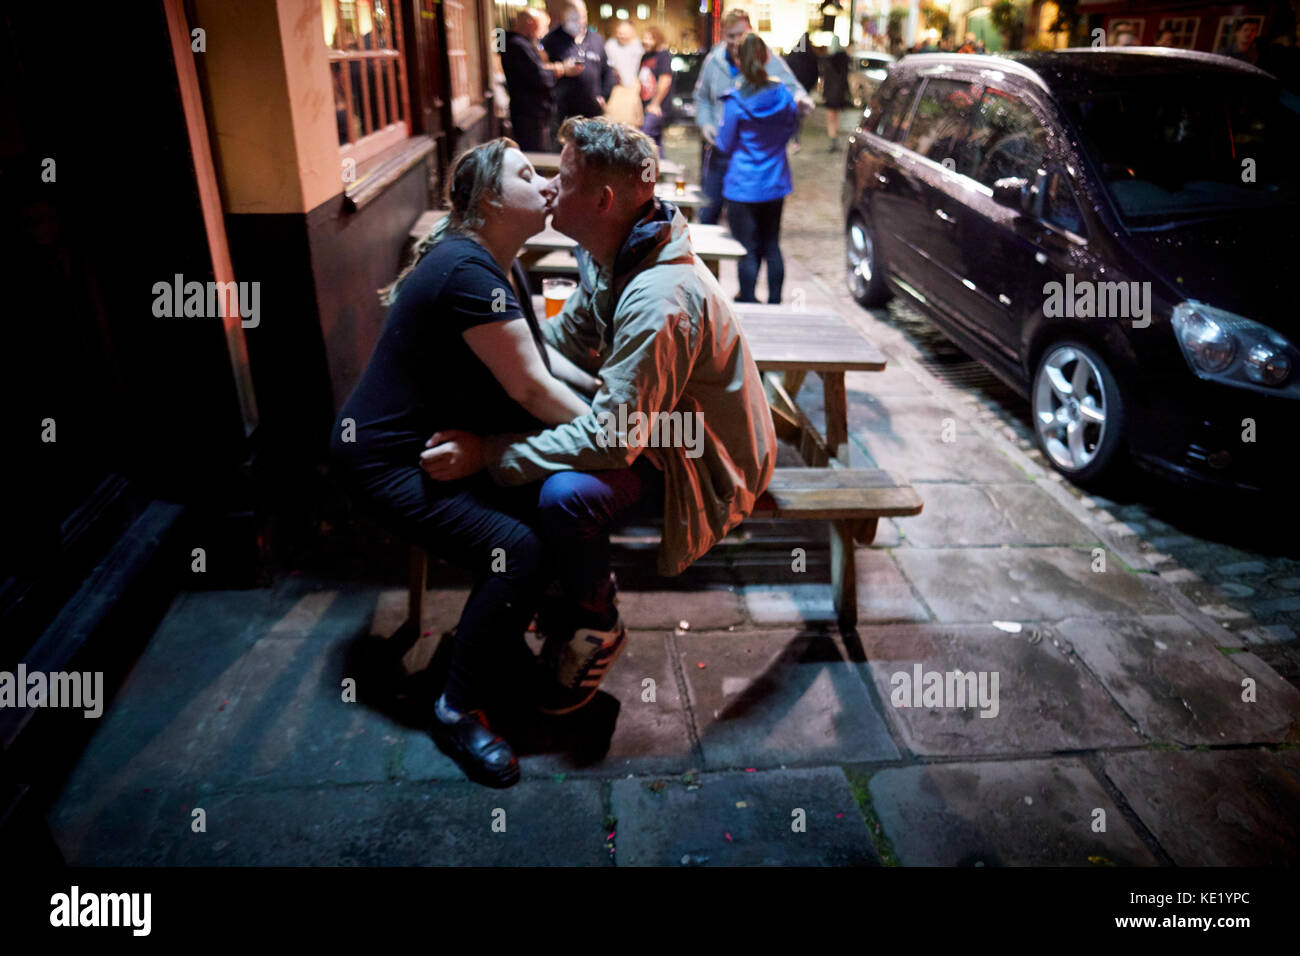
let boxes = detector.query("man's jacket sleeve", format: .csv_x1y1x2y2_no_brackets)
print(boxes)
693,57,720,130
767,52,807,98
486,288,699,486
715,94,740,155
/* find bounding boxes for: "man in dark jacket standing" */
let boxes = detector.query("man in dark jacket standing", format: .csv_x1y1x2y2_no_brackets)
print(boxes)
542,0,617,128
502,9,566,151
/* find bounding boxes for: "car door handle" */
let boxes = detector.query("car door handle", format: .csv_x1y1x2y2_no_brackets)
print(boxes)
934,209,955,224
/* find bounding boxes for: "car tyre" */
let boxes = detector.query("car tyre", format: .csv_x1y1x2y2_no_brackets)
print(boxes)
845,215,891,308
1031,340,1127,488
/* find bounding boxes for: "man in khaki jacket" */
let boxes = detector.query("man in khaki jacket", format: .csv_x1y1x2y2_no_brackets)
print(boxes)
421,118,776,715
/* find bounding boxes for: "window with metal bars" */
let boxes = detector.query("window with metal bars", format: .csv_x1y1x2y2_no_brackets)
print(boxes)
323,0,410,159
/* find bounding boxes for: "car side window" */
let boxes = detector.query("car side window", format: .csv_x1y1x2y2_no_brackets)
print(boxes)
1042,167,1085,235
862,82,898,135
902,78,978,166
876,81,916,142
965,88,1049,188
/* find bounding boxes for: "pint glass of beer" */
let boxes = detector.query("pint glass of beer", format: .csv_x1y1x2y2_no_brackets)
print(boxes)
542,278,577,318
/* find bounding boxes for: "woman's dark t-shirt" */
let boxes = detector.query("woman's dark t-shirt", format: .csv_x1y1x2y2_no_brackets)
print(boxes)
332,235,544,473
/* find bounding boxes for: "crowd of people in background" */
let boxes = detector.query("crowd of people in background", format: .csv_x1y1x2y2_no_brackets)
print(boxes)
500,1,680,155
902,32,987,55
498,3,1300,308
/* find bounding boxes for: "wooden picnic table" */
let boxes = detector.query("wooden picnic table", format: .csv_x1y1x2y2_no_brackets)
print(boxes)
523,150,683,182
515,294,887,471
654,182,706,219
733,305,886,468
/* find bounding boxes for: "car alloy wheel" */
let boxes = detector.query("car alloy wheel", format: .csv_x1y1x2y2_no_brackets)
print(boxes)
1032,341,1125,485
845,217,889,307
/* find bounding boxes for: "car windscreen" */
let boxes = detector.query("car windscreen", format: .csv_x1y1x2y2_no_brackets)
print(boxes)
1062,76,1300,227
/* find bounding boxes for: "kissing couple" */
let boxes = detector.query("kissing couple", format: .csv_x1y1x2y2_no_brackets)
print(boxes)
331,118,775,788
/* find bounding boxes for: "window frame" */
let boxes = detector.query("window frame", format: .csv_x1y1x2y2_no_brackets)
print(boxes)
444,0,486,123
1213,15,1263,53
326,0,412,170
1157,16,1200,49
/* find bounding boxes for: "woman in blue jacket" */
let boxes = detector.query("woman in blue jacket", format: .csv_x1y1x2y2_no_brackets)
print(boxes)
716,32,798,304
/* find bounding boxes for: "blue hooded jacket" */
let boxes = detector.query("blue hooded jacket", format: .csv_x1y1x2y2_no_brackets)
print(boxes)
716,81,797,203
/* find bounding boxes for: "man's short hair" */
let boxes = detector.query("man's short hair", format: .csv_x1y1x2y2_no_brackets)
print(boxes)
557,117,657,204
722,9,752,32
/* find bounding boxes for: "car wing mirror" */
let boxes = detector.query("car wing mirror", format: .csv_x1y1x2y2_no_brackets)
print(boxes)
992,177,1031,212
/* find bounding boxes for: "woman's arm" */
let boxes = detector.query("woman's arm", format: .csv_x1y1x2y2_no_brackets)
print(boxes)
463,319,591,423
545,344,602,395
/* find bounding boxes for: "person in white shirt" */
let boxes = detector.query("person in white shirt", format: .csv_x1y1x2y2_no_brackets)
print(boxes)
605,20,643,88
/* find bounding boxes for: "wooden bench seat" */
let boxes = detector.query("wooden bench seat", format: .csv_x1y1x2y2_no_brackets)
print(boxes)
751,467,922,628
406,466,922,633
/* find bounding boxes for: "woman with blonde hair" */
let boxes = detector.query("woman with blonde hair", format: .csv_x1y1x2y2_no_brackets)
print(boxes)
716,32,798,303
331,138,598,789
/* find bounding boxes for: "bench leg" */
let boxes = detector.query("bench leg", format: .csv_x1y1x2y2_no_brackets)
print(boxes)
407,545,428,631
852,518,879,545
830,520,858,630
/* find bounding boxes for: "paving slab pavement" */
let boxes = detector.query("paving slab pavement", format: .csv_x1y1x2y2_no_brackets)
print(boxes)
676,629,900,768
161,779,611,866
898,483,1101,548
1056,616,1300,746
892,547,1173,623
611,768,880,866
856,623,1141,756
867,759,1159,866
1100,749,1300,866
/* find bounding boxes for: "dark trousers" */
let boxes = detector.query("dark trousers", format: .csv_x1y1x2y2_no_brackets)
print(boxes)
534,457,663,622
510,107,551,152
727,197,786,303
344,464,544,712
699,143,730,225
341,456,662,711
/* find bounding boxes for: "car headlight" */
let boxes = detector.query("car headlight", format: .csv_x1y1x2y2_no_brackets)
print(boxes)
1171,301,1295,394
